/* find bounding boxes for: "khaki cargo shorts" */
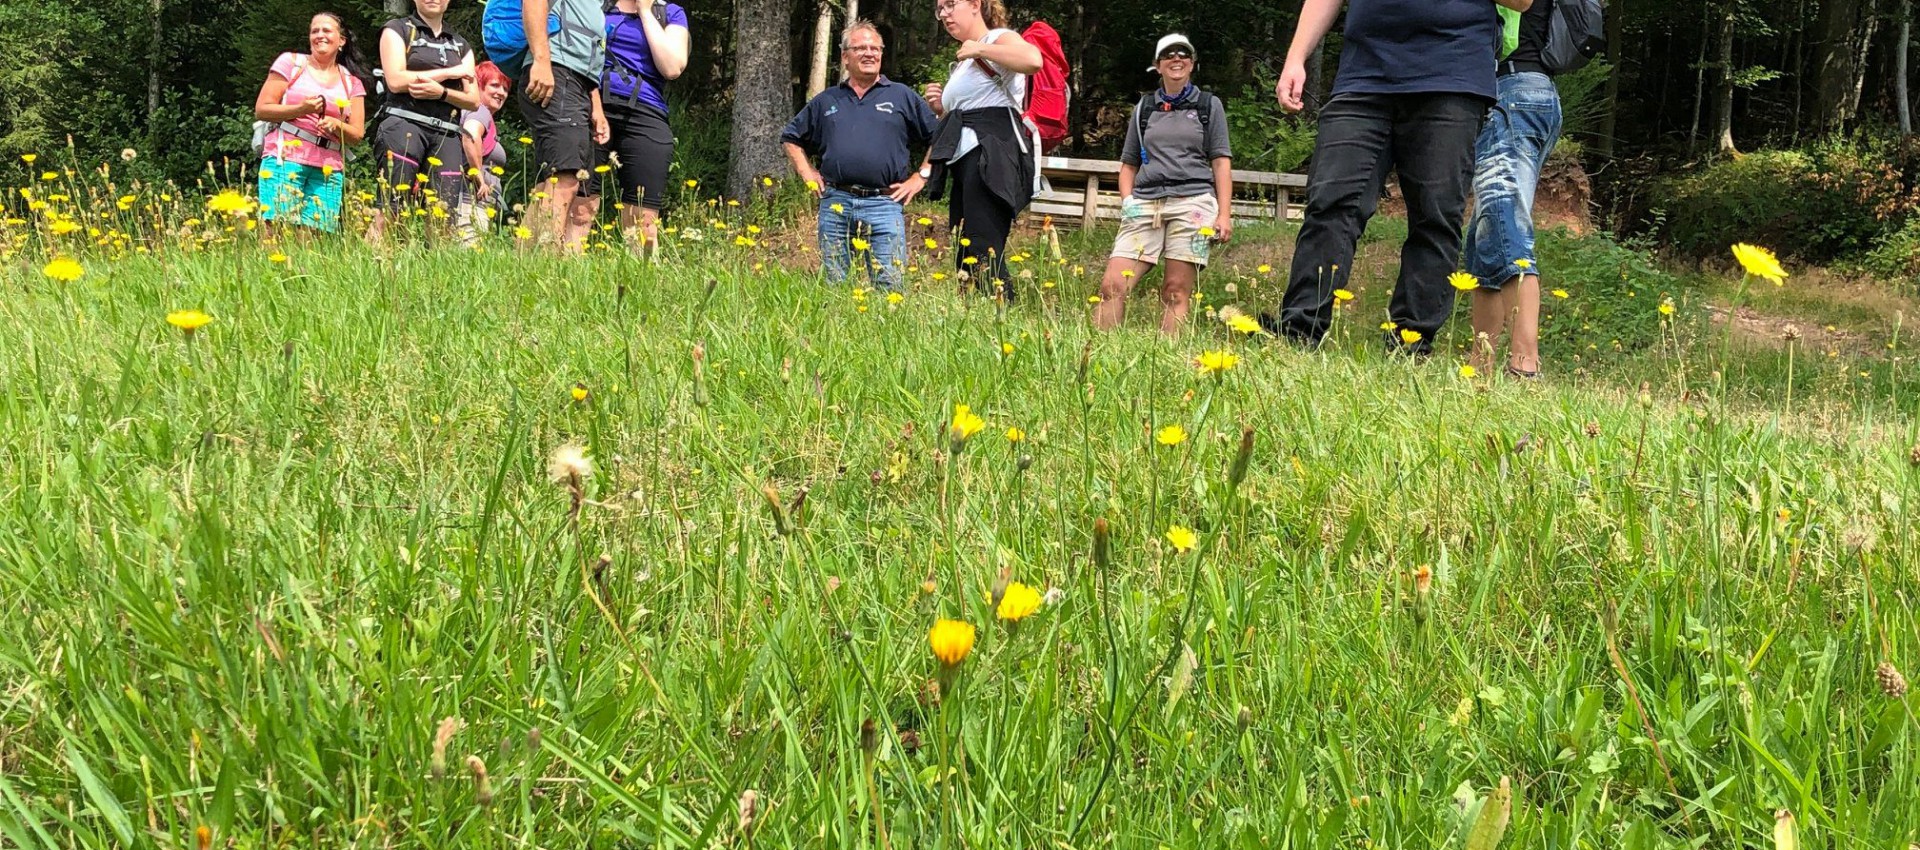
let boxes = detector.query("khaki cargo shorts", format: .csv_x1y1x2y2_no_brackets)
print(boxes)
1110,193,1218,267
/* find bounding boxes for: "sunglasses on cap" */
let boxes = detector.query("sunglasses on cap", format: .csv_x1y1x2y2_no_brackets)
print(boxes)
1158,48,1193,61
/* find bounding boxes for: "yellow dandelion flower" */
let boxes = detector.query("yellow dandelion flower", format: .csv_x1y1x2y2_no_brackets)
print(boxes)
1448,272,1479,291
851,237,870,252
996,582,1042,622
595,164,611,173
20,154,36,164
761,176,774,187
1165,525,1197,554
1730,243,1787,285
42,257,84,281
1156,424,1188,446
1225,313,1263,335
886,292,904,305
917,216,933,226
1257,263,1272,274
1399,328,1423,345
1334,289,1355,303
950,404,986,442
166,309,213,333
206,190,255,216
1458,364,1477,379
1005,426,1025,443
269,252,288,264
1000,341,1015,355
1198,226,1216,238
571,383,590,402
929,618,976,665
1121,269,1134,279
1193,350,1240,375
48,219,79,235
1658,298,1674,316
830,203,845,214
924,237,939,249
1514,258,1533,269
1551,289,1569,299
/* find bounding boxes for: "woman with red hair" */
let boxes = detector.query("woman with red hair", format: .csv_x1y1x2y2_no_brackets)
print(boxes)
455,61,513,243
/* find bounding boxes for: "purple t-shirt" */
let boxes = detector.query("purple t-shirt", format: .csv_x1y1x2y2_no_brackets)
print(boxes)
601,3,688,113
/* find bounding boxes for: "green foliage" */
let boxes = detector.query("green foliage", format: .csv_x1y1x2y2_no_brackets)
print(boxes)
1533,226,1683,359
1862,216,1920,284
1653,141,1920,262
1,221,1918,847
1552,60,1610,141
1223,77,1316,174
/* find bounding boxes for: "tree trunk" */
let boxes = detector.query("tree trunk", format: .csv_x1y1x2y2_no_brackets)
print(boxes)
1792,0,1808,139
1596,0,1624,158
807,0,833,99
1689,9,1710,153
839,0,859,81
727,0,794,197
1815,0,1867,130
1900,0,1913,133
1847,0,1883,121
146,0,164,120
1716,3,1738,154
1305,45,1325,119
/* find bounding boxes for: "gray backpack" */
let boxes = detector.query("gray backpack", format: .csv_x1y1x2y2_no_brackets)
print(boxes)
1541,0,1606,75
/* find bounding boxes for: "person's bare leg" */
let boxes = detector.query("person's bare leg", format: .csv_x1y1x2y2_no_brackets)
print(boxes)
1158,259,1198,336
622,205,660,258
1094,257,1154,329
566,187,597,250
1469,277,1517,373
1507,273,1542,374
523,175,582,251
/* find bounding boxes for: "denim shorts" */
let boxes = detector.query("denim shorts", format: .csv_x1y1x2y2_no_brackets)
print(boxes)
1463,72,1562,289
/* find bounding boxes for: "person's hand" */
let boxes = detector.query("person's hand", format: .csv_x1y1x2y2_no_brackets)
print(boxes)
526,58,556,107
802,172,825,198
922,82,944,115
592,111,610,145
300,95,327,116
1120,194,1146,220
955,40,987,61
316,116,345,136
407,78,444,100
477,180,494,203
1276,61,1307,112
888,173,925,204
1210,211,1233,244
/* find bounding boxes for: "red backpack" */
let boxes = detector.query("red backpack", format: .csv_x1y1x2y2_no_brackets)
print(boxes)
976,21,1071,153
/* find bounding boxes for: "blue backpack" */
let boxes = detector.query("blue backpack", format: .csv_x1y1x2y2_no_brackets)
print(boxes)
482,0,600,77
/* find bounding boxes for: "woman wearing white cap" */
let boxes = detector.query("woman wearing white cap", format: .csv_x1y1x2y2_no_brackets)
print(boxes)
1093,33,1232,335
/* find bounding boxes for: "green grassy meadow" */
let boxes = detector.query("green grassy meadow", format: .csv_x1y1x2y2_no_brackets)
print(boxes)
2,210,1919,848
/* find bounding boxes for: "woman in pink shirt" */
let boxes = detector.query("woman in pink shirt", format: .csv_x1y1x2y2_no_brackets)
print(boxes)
253,12,369,233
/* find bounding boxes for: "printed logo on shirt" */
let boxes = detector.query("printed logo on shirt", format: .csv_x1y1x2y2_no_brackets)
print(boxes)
875,102,896,114
825,105,840,117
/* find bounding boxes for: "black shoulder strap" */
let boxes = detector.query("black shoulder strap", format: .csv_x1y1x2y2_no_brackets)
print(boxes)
1193,89,1213,132
1135,92,1156,164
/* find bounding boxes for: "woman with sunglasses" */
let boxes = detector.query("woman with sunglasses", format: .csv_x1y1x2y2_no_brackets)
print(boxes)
917,0,1042,301
1093,34,1233,335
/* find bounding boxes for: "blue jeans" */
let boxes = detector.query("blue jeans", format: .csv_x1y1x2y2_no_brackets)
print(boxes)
1464,72,1562,289
819,190,907,290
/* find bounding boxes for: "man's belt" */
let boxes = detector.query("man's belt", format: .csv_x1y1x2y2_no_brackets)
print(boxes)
827,182,892,199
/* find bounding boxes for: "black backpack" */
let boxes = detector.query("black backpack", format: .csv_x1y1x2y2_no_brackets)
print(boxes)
602,0,671,105
1132,89,1214,165
1541,0,1606,75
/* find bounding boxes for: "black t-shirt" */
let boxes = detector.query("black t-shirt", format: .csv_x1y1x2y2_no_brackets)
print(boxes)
1507,0,1555,68
1334,0,1500,101
382,14,471,124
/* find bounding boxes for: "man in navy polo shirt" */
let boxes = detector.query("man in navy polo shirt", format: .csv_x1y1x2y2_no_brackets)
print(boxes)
782,20,938,291
1268,0,1532,354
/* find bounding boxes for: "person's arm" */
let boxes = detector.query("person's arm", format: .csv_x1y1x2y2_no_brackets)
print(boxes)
591,88,610,144
380,27,428,90
1118,105,1141,199
1118,162,1137,198
956,31,1042,75
523,0,557,105
639,1,691,80
1277,0,1343,111
437,53,482,110
460,122,487,194
1210,156,1234,242
318,94,368,145
782,142,824,195
255,74,324,122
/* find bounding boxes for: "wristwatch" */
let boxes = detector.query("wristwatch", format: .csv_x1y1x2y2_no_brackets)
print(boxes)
918,164,932,179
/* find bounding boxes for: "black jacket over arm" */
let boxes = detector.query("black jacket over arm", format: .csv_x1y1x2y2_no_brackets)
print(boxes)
925,106,1035,212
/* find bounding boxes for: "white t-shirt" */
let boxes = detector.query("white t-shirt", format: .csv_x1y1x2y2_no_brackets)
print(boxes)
942,28,1027,162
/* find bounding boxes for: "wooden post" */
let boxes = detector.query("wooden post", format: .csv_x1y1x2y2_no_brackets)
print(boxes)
1080,175,1099,229
1276,188,1290,222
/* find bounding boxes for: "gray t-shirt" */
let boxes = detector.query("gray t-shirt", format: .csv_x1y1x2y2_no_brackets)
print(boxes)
1120,91,1232,200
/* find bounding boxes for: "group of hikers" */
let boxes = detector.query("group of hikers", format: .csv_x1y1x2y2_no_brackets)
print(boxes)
251,0,1589,376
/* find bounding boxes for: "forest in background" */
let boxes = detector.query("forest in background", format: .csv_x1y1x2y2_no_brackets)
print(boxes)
4,0,1920,268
